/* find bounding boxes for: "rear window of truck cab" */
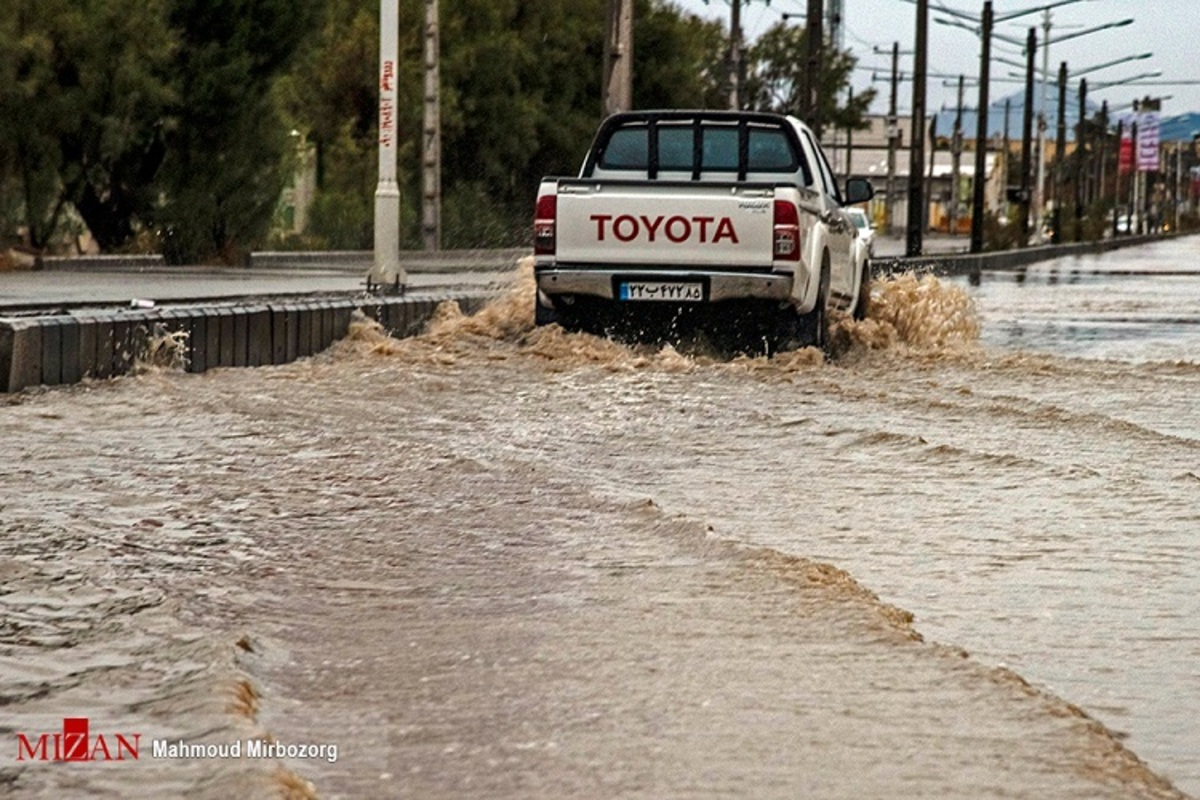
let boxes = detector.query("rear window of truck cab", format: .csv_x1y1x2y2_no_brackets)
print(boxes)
596,121,808,181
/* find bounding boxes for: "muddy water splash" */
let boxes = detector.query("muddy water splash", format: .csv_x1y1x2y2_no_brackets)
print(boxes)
348,257,982,373
4,254,1195,798
333,261,1197,794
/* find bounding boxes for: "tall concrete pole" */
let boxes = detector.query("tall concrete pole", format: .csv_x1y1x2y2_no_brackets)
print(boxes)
1033,9,1052,241
603,0,634,116
969,1,992,253
421,0,441,252
950,74,964,236
1053,61,1067,243
806,0,824,137
1073,77,1087,241
1019,27,1036,245
844,86,854,181
1113,117,1123,238
728,0,742,109
885,42,899,236
370,0,405,291
905,0,927,257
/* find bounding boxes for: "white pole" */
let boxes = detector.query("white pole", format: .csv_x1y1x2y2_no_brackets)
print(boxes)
370,0,405,291
421,0,440,251
1176,141,1183,233
1034,10,1050,242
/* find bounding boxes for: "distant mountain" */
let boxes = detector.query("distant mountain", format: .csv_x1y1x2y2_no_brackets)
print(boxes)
933,83,1200,143
1160,113,1200,143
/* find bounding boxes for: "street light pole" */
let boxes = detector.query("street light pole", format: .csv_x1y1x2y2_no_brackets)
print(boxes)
807,0,825,137
969,1,992,252
887,42,901,235
1034,10,1051,243
370,0,405,292
1020,27,1037,245
906,0,928,257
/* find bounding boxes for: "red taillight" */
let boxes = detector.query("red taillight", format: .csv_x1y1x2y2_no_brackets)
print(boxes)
534,194,557,255
773,200,800,261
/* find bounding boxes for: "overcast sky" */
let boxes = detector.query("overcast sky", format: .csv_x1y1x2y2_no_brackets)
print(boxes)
672,0,1200,119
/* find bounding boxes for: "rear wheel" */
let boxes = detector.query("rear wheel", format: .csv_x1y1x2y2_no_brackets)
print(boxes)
534,295,559,327
774,255,830,354
853,260,871,321
800,255,831,351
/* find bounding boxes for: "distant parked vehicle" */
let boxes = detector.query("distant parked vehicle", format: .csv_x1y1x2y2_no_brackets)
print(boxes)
846,207,875,258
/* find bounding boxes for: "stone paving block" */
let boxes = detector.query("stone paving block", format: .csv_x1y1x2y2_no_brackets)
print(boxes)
268,306,288,365
93,317,115,380
188,311,208,373
386,300,409,338
40,319,63,386
217,308,235,368
76,315,99,380
296,304,313,358
246,306,271,367
110,318,134,376
319,304,333,355
59,317,82,385
0,319,42,392
332,303,353,342
205,308,223,372
232,309,249,367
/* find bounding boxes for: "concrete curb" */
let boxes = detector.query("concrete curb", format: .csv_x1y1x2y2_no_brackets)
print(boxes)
871,234,1168,277
1,291,493,394
39,249,531,274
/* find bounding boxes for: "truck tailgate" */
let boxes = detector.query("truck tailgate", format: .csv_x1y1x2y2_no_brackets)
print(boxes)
555,181,777,268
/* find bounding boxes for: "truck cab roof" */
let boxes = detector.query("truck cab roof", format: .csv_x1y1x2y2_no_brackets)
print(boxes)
581,110,817,188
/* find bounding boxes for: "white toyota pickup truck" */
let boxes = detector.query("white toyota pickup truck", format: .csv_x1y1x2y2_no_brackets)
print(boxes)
533,110,875,352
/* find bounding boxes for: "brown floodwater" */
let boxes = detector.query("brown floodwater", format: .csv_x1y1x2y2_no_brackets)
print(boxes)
1,243,1197,798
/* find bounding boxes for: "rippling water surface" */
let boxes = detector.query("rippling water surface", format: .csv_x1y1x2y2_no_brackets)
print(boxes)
1,237,1197,798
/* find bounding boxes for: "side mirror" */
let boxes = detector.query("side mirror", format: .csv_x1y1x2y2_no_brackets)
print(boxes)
845,178,874,205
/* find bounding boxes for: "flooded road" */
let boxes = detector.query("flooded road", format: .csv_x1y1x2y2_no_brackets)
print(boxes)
1,237,1197,798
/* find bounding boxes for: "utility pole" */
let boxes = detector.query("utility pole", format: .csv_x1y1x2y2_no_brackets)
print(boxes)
1033,8,1052,242
1097,101,1108,215
421,0,441,252
886,42,901,236
1003,99,1011,216
906,0,927,257
370,0,404,291
603,0,634,116
927,115,938,233
728,0,742,109
1074,78,1087,241
826,0,844,51
969,1,992,254
950,74,964,236
844,86,854,181
1131,110,1140,234
1053,61,1067,243
1114,116,1124,238
1176,137,1183,234
1020,27,1037,245
806,0,824,137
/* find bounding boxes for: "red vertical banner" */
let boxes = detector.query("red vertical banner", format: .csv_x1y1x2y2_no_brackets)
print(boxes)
1118,132,1134,175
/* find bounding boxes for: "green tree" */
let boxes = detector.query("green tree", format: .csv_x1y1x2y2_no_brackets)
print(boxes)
0,0,176,250
745,22,875,132
632,0,727,111
284,0,733,250
154,0,319,264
